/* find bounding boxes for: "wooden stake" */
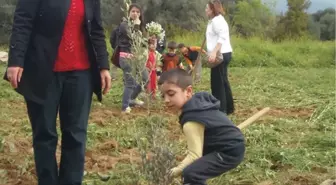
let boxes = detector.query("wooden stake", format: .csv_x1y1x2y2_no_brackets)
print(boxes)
191,36,206,81
237,107,270,129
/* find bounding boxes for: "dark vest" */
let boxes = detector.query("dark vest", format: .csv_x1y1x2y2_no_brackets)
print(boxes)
179,108,245,155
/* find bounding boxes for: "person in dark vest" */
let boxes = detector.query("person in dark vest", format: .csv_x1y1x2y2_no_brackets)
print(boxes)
4,0,111,184
158,68,245,185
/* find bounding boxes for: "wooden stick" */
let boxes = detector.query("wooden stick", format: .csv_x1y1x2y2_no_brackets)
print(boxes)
191,36,206,80
237,107,270,129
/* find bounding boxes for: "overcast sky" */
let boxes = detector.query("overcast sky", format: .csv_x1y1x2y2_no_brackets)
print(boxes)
265,0,335,13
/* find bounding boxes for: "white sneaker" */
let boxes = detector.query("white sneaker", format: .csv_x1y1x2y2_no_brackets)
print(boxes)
122,107,132,114
130,99,144,106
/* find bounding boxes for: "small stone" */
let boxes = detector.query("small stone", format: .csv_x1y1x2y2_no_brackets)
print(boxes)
97,172,110,181
0,51,8,63
7,141,17,153
29,147,34,154
257,180,273,185
0,169,7,177
320,179,336,185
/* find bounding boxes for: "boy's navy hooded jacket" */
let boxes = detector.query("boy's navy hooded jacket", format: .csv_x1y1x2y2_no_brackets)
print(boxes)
179,92,245,156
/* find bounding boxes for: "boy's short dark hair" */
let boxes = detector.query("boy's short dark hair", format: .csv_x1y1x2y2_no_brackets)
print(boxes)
167,41,177,49
177,43,186,49
158,68,192,89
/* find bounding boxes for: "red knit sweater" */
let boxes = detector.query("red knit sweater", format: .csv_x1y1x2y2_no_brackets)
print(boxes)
53,0,90,72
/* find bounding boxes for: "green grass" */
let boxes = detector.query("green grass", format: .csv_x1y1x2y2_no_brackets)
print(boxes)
0,62,334,184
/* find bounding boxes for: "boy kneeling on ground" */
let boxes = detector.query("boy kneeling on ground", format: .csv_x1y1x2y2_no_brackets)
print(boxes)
158,68,245,184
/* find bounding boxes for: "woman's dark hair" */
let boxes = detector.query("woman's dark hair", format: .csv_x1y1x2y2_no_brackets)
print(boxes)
128,3,145,33
208,0,225,16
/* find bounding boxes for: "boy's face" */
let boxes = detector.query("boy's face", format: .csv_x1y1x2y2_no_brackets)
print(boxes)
179,47,188,55
159,82,193,110
168,48,176,53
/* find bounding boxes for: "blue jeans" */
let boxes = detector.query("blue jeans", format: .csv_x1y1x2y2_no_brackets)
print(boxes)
119,57,148,110
182,142,245,185
25,70,92,185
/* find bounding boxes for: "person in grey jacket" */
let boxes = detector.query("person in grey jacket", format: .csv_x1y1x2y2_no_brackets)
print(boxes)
115,3,148,113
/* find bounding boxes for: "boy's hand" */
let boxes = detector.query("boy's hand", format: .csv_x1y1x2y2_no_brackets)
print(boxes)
169,167,181,177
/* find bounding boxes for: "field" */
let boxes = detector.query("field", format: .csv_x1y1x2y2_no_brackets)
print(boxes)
0,36,335,185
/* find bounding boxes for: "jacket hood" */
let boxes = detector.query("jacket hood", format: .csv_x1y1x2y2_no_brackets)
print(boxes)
181,92,220,114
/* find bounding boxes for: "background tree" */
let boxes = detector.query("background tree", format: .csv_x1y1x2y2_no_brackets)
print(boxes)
0,0,334,44
310,8,335,40
307,15,321,39
273,0,311,41
0,0,17,44
232,0,277,38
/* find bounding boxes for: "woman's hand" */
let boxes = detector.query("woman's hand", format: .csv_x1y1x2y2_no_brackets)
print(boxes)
208,51,217,63
6,66,24,89
100,69,111,95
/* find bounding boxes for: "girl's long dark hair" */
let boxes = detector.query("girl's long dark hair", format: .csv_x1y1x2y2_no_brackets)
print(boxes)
128,3,145,33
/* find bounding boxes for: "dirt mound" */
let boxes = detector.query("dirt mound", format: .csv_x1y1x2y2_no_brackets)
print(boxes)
0,137,36,185
85,148,148,173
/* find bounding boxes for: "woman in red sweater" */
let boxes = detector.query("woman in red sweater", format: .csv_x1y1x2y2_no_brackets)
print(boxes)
5,0,111,184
